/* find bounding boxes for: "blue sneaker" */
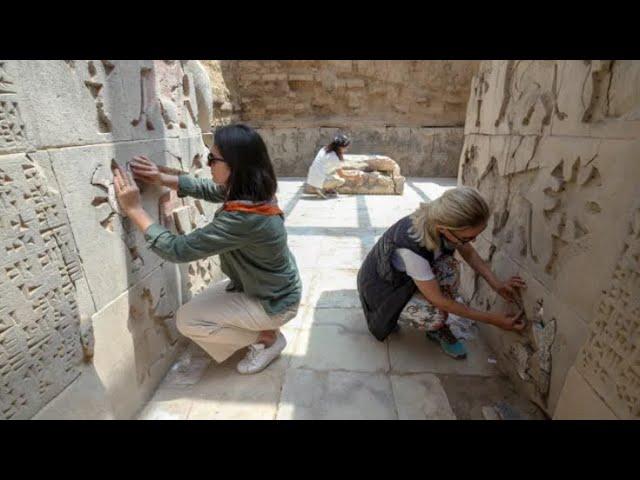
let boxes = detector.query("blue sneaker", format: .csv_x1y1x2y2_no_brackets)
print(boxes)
426,325,467,359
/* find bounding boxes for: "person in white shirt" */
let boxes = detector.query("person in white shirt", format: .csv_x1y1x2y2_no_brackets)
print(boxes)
358,187,527,360
305,134,351,198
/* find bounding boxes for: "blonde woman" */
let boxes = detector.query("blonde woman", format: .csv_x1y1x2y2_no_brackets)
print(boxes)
357,186,526,359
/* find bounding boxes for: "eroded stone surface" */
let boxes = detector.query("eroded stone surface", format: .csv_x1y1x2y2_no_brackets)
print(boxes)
202,61,476,177
0,61,218,420
208,61,479,128
459,60,640,419
0,154,83,420
437,374,547,420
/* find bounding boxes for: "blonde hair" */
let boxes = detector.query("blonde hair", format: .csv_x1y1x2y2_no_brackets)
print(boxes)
409,186,490,251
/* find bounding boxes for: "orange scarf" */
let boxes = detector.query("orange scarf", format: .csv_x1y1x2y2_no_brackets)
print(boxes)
222,200,283,216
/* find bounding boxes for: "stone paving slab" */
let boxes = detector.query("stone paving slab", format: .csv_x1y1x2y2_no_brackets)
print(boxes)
436,374,547,420
300,307,369,334
290,325,389,373
276,369,397,420
390,374,457,420
308,270,361,309
388,327,500,376
186,360,286,420
137,387,194,420
317,246,370,270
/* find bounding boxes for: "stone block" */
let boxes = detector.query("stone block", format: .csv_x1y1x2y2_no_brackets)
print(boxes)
185,355,286,420
277,369,396,420
553,367,617,420
574,201,640,419
32,365,115,420
89,262,183,419
390,374,457,420
552,61,640,139
388,326,500,377
304,154,406,195
48,140,179,311
476,250,590,413
0,152,83,419
290,324,389,373
460,60,640,416
0,60,216,420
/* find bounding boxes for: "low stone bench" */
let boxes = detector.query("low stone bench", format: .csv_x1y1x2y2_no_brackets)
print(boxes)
304,154,405,195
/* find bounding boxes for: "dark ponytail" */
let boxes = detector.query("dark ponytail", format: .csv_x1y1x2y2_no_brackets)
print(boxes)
324,133,351,161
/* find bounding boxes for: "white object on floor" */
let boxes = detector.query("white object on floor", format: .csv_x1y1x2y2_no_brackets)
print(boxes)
173,349,193,374
445,296,478,341
446,314,478,341
237,331,287,374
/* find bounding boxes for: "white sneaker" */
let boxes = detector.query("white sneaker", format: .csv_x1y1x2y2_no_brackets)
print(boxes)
236,332,287,374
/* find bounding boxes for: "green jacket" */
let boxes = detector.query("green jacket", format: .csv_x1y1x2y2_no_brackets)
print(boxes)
144,175,302,315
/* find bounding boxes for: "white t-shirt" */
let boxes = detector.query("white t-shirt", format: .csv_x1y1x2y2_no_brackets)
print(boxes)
306,148,342,188
391,248,443,281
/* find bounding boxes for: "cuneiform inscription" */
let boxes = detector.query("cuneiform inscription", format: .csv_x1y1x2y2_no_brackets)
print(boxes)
577,208,640,419
0,156,82,420
0,61,16,94
0,97,27,151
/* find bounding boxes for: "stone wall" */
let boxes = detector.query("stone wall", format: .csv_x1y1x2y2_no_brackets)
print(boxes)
203,61,479,177
457,60,640,419
258,126,463,178
0,60,223,420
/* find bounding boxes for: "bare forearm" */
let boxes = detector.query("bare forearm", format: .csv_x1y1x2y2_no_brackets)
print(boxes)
159,173,179,191
436,297,497,326
126,207,155,233
462,248,500,289
415,278,498,326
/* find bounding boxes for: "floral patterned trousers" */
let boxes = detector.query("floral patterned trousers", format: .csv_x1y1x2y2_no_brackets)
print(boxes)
397,254,460,332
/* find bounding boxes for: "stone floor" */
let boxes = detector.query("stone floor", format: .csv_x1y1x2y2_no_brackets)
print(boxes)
137,178,546,420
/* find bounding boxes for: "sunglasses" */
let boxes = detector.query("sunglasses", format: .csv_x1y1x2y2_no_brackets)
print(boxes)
207,152,226,167
448,230,476,245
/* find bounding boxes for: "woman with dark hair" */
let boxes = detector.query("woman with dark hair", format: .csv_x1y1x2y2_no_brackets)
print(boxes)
305,133,351,198
113,124,302,375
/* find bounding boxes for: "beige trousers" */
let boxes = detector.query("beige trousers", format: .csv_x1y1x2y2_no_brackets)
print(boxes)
176,280,299,363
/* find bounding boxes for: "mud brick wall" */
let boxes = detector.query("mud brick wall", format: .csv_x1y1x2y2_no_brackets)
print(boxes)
203,61,479,177
457,60,640,419
0,60,224,420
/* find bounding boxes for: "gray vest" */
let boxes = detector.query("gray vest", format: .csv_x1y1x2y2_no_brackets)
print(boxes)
356,215,454,341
